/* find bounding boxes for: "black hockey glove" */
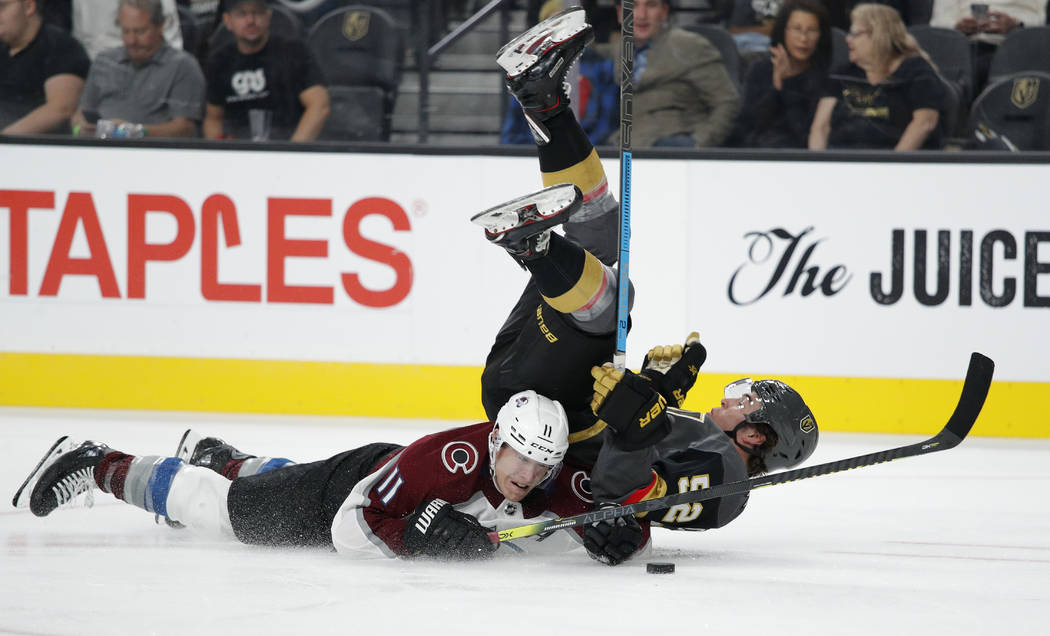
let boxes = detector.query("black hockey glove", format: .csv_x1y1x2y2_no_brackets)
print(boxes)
402,498,498,560
639,332,707,407
591,364,672,451
583,502,644,566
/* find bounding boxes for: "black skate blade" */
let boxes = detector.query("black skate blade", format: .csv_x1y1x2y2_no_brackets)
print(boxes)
12,435,69,508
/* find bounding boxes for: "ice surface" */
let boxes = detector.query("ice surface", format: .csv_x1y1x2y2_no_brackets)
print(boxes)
2,407,1048,636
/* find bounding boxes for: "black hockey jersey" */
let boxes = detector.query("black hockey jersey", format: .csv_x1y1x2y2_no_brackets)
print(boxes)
589,407,750,531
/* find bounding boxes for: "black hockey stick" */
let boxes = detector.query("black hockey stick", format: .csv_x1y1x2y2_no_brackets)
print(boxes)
490,351,994,542
612,0,634,371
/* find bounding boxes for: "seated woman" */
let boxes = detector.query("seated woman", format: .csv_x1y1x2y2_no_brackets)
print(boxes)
729,0,833,148
808,3,946,151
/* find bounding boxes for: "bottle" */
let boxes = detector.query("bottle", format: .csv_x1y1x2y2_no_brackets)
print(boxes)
116,123,145,138
95,120,145,139
95,119,116,139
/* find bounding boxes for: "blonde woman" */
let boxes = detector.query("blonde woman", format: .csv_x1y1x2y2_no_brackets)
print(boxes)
809,3,945,150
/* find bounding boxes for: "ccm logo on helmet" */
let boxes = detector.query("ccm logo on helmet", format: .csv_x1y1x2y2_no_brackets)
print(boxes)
530,441,556,453
800,415,816,434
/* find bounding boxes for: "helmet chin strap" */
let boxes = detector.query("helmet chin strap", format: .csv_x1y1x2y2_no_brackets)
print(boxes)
727,422,766,461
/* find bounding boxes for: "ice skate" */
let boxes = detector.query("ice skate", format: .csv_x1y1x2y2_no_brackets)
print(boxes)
471,183,582,262
13,437,112,517
496,7,594,144
178,429,255,476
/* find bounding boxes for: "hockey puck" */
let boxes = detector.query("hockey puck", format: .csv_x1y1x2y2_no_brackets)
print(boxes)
646,562,675,574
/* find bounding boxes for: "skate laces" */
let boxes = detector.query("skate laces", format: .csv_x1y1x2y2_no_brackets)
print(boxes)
51,467,96,510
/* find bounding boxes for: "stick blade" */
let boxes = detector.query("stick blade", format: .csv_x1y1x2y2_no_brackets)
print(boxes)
939,351,995,446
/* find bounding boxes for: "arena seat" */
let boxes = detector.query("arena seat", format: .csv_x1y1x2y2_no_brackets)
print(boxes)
968,71,1050,150
683,23,742,89
307,5,404,141
988,25,1050,85
909,25,975,106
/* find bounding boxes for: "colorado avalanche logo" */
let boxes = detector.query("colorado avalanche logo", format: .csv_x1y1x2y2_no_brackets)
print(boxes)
515,395,529,407
570,470,593,503
441,441,479,474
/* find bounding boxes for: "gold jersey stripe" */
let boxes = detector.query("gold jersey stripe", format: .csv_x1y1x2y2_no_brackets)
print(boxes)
568,417,608,444
542,250,605,314
541,148,606,194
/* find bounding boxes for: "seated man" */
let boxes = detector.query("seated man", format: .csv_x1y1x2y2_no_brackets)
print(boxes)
71,0,205,138
203,0,329,142
72,0,182,60
14,390,619,560
582,0,740,148
930,0,1046,91
0,0,90,135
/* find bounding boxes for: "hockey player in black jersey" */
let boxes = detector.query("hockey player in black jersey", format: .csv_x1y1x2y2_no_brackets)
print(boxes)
475,7,820,565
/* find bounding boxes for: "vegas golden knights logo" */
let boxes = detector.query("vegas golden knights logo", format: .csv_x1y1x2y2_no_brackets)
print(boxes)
1011,77,1039,109
342,11,371,41
799,415,815,434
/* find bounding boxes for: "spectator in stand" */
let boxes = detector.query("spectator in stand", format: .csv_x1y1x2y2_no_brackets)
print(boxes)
809,3,945,150
0,0,89,134
729,0,782,54
729,0,833,147
72,0,181,60
70,0,204,138
601,0,740,147
203,0,328,141
731,0,849,56
930,0,1046,92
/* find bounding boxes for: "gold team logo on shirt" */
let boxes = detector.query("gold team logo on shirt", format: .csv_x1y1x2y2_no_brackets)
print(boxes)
342,11,371,41
1011,77,1040,110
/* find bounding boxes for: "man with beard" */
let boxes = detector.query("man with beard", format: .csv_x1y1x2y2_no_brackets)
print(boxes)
203,0,328,141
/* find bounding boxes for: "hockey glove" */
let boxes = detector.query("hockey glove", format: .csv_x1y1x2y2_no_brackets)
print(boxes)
403,498,498,560
583,502,644,566
639,332,707,407
591,364,672,451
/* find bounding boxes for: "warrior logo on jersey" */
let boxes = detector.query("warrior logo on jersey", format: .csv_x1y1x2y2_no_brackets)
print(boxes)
799,415,816,434
570,470,593,503
441,441,479,474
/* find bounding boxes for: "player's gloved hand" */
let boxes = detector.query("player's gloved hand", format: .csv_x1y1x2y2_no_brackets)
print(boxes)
639,332,707,407
591,364,671,451
584,502,644,566
402,498,498,560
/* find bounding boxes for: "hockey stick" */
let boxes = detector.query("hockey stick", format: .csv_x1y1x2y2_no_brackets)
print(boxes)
612,0,634,372
489,351,994,543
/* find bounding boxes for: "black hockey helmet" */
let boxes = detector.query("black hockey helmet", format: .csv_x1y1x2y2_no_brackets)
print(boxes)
726,378,819,470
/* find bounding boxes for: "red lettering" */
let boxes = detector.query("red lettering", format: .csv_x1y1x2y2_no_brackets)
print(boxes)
341,197,413,307
127,194,195,299
201,194,261,302
267,198,333,304
39,192,120,298
0,189,54,295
